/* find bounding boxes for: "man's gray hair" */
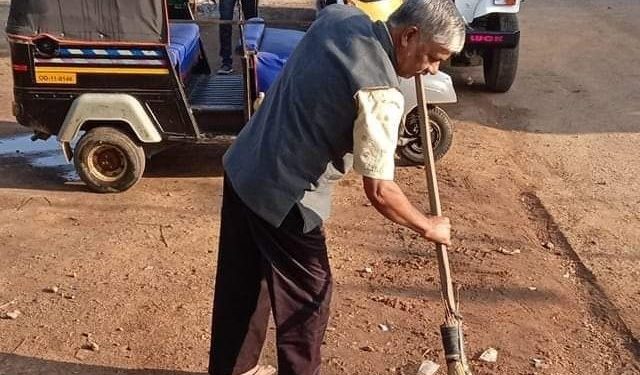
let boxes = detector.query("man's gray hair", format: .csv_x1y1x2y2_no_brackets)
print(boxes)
388,0,466,53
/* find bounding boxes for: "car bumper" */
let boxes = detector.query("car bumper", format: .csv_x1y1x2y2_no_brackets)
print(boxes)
465,30,520,49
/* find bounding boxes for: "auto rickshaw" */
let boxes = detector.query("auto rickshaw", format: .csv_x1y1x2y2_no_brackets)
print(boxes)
6,0,260,192
6,0,457,193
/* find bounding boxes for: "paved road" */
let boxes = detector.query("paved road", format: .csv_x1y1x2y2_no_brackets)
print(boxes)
450,0,640,348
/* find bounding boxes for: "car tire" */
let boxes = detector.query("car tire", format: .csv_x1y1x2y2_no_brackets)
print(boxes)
399,106,453,164
483,13,519,93
74,127,146,193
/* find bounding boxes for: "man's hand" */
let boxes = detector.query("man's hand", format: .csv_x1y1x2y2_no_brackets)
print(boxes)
422,216,451,246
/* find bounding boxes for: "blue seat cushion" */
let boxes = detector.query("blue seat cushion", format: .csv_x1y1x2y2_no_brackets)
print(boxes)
168,23,201,77
260,28,305,60
244,18,266,53
244,18,304,91
257,52,287,92
243,17,304,59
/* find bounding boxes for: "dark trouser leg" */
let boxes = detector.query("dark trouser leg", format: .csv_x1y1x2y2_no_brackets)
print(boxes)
218,0,235,66
209,179,271,375
240,0,258,19
248,207,333,375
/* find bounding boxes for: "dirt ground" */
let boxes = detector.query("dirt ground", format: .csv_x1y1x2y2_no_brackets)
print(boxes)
1,1,639,375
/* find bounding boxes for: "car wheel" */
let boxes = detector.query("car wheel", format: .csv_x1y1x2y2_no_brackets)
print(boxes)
74,127,146,193
483,13,519,92
400,106,453,164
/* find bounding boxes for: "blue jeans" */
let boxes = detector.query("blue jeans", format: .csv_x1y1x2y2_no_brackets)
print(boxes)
219,0,258,66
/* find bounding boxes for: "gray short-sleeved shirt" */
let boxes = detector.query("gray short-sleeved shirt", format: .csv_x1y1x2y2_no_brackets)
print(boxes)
223,5,400,231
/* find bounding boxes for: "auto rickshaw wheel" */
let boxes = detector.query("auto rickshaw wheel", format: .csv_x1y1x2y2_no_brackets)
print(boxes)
483,13,519,92
74,127,146,193
399,106,453,164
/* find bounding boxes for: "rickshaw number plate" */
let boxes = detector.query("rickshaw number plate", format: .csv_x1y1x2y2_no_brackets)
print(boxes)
36,72,77,85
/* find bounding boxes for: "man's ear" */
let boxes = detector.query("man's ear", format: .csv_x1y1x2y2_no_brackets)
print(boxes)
401,26,420,48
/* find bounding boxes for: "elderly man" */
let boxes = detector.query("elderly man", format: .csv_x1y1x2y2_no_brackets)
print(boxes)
209,1,465,374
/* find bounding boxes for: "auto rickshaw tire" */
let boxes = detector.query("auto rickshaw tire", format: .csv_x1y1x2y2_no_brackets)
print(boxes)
74,127,146,193
399,106,453,164
483,13,519,93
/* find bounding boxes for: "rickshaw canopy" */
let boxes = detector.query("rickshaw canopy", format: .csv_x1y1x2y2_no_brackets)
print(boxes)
6,0,169,43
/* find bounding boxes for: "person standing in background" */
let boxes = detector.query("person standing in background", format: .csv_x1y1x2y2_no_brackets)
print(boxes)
218,0,258,74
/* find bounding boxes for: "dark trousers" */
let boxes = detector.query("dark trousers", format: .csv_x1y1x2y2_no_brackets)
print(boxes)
209,178,332,375
219,0,258,65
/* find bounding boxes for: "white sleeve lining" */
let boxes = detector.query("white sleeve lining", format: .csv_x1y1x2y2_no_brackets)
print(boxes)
352,87,404,180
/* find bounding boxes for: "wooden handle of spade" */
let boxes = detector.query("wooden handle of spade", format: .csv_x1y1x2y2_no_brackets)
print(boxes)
414,75,457,314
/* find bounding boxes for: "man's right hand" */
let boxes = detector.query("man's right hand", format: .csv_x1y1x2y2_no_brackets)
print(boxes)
422,216,451,246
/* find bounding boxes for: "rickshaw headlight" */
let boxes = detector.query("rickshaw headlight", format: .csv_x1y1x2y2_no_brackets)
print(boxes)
35,37,59,58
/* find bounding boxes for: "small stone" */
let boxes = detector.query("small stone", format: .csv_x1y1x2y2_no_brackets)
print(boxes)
543,241,555,250
45,286,59,293
67,273,77,278
75,348,93,360
528,286,538,291
417,360,440,375
64,295,76,300
116,327,124,332
532,358,549,369
2,310,21,320
360,345,375,352
563,272,571,279
83,341,100,352
143,266,154,271
478,347,498,363
498,247,521,255
378,324,390,332
364,267,373,274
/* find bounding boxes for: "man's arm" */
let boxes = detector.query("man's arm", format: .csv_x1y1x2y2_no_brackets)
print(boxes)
363,177,451,245
352,87,450,245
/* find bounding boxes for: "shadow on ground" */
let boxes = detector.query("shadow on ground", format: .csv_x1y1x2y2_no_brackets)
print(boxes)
340,283,562,304
0,353,204,375
144,143,227,178
0,123,228,191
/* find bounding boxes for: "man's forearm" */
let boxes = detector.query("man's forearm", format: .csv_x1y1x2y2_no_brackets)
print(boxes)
363,177,432,236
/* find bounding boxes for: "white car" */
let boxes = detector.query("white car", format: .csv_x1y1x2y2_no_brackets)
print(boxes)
453,0,522,92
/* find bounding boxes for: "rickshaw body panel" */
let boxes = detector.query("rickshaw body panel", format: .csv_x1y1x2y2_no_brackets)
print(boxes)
6,0,251,145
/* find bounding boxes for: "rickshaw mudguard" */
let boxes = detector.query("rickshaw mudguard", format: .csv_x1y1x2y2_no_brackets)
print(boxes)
58,94,162,161
455,0,521,23
399,71,457,114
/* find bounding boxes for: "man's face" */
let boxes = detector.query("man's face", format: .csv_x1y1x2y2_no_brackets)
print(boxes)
393,26,453,78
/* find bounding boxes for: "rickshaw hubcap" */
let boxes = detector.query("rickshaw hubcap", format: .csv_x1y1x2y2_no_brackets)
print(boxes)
405,113,442,153
88,145,128,181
